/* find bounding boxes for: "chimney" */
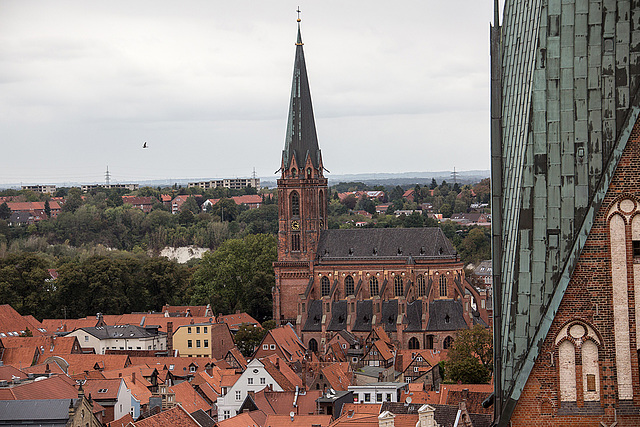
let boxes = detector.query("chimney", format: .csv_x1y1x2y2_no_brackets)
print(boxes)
395,354,403,372
167,322,173,354
205,363,213,377
118,373,122,378
378,372,384,382
186,308,191,317
45,364,51,374
132,372,136,384
190,318,194,325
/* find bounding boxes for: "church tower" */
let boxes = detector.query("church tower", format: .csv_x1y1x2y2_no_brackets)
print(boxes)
273,17,328,324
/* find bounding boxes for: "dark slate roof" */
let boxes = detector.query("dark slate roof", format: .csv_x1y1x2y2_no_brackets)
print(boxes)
334,329,358,346
0,398,78,425
426,300,468,331
302,300,323,332
81,324,162,339
472,310,488,327
282,23,322,170
317,228,457,260
352,300,373,332
327,301,348,331
405,300,423,332
380,299,398,332
190,409,216,427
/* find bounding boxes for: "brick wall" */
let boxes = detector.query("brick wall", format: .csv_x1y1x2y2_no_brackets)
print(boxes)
509,118,640,426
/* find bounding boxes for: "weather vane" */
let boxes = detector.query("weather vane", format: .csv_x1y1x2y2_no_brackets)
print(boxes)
297,7,301,22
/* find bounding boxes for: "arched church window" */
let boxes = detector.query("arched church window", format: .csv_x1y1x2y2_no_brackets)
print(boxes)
369,277,379,296
439,275,447,297
416,275,425,297
443,336,453,349
321,276,331,296
345,275,354,296
308,338,318,353
408,337,420,349
394,276,403,297
292,168,297,178
290,191,300,217
425,335,434,349
558,340,576,402
319,191,324,218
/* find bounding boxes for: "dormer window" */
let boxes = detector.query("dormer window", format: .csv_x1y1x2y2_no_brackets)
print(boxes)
307,168,312,178
397,247,403,255
445,314,450,324
348,248,354,256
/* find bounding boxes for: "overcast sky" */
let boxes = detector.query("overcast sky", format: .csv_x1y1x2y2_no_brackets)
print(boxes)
0,1,496,186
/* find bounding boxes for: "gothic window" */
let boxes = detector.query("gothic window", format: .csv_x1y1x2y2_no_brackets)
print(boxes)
416,275,425,297
425,335,434,349
443,336,453,349
308,338,318,353
439,275,447,297
307,168,312,178
290,191,300,217
291,168,297,178
369,277,379,296
291,233,300,251
394,276,403,297
345,275,354,296
319,191,324,218
408,337,419,349
558,340,576,402
321,276,331,296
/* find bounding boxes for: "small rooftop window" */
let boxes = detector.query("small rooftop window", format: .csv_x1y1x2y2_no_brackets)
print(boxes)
98,389,108,393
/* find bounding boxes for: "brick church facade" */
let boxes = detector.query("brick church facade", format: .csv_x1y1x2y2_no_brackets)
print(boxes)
492,1,640,425
272,20,489,354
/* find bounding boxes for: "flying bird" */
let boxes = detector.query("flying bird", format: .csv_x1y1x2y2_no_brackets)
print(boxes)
143,142,148,148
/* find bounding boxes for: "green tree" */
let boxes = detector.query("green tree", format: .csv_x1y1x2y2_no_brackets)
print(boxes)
209,198,239,222
430,178,438,190
342,194,357,210
440,203,453,218
44,200,51,218
181,197,201,215
234,323,268,357
0,202,10,220
62,188,83,213
390,185,405,201
445,325,493,384
458,227,491,265
190,234,277,322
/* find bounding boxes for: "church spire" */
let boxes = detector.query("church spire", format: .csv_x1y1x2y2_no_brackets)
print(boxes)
282,13,322,172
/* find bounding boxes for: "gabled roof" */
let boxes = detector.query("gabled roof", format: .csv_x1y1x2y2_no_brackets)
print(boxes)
0,305,48,337
217,410,265,427
264,324,306,363
132,404,200,427
1,336,82,364
266,414,332,427
82,377,122,400
169,380,210,413
426,300,468,331
56,354,131,376
0,398,80,425
108,413,135,427
247,388,322,418
321,362,352,391
0,374,77,400
0,365,28,381
76,324,163,340
217,312,261,330
260,355,302,391
317,228,456,260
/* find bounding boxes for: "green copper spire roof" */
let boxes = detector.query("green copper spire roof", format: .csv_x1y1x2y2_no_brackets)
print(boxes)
282,21,322,171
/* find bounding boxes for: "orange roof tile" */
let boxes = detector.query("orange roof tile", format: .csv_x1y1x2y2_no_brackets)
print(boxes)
328,412,378,427
217,410,265,427
0,305,48,337
253,389,322,417
108,413,135,427
0,365,27,381
133,404,200,427
261,355,302,391
340,403,382,414
0,375,77,400
263,325,306,363
82,378,123,400
321,362,351,391
129,356,215,377
217,313,260,329
21,360,66,376
169,380,210,413
55,354,131,376
265,414,332,427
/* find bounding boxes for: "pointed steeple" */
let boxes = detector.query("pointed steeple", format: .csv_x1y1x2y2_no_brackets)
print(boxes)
282,17,322,172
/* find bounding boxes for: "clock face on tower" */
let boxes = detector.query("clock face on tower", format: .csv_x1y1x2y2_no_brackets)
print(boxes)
291,220,300,230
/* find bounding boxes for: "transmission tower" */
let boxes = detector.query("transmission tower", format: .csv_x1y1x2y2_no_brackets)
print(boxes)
105,166,111,186
451,167,459,185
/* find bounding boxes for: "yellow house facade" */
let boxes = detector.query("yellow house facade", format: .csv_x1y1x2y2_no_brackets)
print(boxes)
172,323,212,357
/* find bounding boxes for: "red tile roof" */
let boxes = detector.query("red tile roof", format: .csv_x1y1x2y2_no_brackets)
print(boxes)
0,374,77,400
217,410,265,427
108,413,135,427
169,380,210,413
260,355,302,391
1,347,39,369
82,378,123,400
0,305,48,337
55,354,131,376
132,404,200,427
265,414,332,427
217,313,260,330
0,365,28,381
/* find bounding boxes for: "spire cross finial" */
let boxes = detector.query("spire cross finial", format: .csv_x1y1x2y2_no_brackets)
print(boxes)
296,7,301,22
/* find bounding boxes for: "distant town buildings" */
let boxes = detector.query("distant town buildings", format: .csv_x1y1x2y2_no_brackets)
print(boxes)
188,177,260,191
21,184,56,194
81,183,139,192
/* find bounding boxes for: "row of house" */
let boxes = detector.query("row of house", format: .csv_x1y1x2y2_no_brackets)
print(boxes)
0,303,492,426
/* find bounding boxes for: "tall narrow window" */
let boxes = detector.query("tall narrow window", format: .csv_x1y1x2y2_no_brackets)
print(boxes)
345,275,354,295
290,191,300,217
319,191,324,218
307,168,312,178
321,276,331,296
394,276,403,297
369,277,379,296
559,340,577,402
439,275,447,297
417,275,425,296
291,233,300,251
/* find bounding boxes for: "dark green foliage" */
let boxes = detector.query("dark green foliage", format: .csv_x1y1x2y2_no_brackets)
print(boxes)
445,325,493,384
0,203,10,220
190,234,276,323
44,200,51,218
234,323,268,357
